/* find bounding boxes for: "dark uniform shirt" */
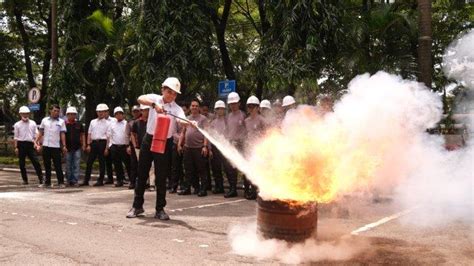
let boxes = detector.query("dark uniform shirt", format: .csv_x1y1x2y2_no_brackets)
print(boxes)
131,118,147,148
65,121,84,151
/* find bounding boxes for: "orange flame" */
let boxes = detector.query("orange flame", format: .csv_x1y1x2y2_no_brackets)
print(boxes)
248,109,385,204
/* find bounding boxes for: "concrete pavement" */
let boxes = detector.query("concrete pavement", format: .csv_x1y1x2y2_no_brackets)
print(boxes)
0,171,472,265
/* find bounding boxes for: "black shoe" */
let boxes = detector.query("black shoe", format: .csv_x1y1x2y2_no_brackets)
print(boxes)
154,210,170,220
126,207,145,218
178,189,191,195
128,184,135,189
79,182,89,187
93,181,104,187
115,182,123,187
168,188,177,193
197,190,207,197
212,187,224,194
224,189,238,198
245,191,257,200
104,180,114,185
22,181,28,185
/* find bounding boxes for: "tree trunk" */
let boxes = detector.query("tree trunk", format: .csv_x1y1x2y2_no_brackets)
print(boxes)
417,0,432,88
210,0,235,80
36,11,52,121
13,4,36,89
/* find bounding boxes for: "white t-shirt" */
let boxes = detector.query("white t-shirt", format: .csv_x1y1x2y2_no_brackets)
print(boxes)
14,119,37,142
39,117,67,148
88,118,109,140
107,119,129,145
145,94,186,139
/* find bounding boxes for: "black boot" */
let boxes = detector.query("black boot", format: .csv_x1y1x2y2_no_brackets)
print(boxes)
224,187,238,198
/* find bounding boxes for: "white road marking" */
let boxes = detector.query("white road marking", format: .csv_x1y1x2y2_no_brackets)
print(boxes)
199,244,209,248
172,239,185,243
169,199,247,212
351,207,419,235
67,222,77,225
86,190,131,196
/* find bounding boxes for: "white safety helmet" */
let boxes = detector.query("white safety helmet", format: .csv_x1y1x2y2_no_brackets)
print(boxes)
246,95,260,105
66,107,78,114
214,100,225,109
96,103,109,111
132,105,140,111
19,106,30,113
227,92,240,104
162,77,181,94
282,95,296,107
260,99,271,109
113,106,124,114
140,104,150,110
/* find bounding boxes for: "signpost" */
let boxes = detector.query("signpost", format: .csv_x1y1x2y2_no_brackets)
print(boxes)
218,80,236,99
28,103,40,111
28,87,41,104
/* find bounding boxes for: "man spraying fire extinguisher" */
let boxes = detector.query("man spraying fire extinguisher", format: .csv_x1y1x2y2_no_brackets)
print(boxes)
126,77,192,220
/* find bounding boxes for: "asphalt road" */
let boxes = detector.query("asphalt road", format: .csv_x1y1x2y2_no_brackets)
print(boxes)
0,170,472,265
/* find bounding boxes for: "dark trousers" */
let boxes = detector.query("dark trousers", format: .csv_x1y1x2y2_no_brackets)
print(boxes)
210,145,224,190
183,147,208,192
133,134,172,212
222,141,243,189
170,143,184,190
129,146,138,186
110,144,130,183
105,150,114,182
84,140,106,183
42,146,64,185
17,141,43,183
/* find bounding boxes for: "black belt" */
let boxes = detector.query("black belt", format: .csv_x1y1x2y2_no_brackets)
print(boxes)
112,144,128,147
92,139,106,142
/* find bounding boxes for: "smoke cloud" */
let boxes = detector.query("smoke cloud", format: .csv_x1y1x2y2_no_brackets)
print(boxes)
443,29,474,89
202,30,473,263
228,223,368,264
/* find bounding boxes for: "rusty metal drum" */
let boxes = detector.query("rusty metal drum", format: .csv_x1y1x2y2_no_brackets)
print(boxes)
257,196,318,242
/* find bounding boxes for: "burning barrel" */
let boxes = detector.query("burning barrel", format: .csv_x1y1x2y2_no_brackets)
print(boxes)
257,196,318,242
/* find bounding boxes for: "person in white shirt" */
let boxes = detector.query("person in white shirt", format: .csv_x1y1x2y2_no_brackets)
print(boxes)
127,77,188,220
36,104,67,188
104,114,115,184
106,107,131,187
81,103,110,186
13,106,43,185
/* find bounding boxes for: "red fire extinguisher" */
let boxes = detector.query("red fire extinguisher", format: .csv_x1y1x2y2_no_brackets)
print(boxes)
150,114,171,154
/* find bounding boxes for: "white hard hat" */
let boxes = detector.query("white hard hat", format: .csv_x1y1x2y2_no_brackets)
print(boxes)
66,107,78,114
162,77,181,94
260,99,271,109
282,95,296,107
140,104,150,110
132,105,140,111
246,95,260,105
227,92,240,104
113,106,124,114
96,103,109,111
214,100,225,109
19,106,30,113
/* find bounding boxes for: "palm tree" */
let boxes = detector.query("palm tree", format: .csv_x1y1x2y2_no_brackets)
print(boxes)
417,0,432,88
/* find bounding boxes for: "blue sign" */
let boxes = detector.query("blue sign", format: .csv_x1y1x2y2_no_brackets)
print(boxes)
28,103,40,111
218,80,236,98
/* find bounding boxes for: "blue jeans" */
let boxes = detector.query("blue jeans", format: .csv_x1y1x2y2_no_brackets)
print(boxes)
66,149,81,184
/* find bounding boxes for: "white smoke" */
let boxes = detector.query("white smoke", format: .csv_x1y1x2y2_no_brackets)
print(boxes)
202,31,474,264
228,223,368,264
443,29,474,89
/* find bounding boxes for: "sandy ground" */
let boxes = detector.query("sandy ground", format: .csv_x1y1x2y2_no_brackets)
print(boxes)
0,170,472,265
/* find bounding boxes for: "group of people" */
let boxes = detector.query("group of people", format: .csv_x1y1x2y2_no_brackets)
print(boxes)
13,76,333,220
